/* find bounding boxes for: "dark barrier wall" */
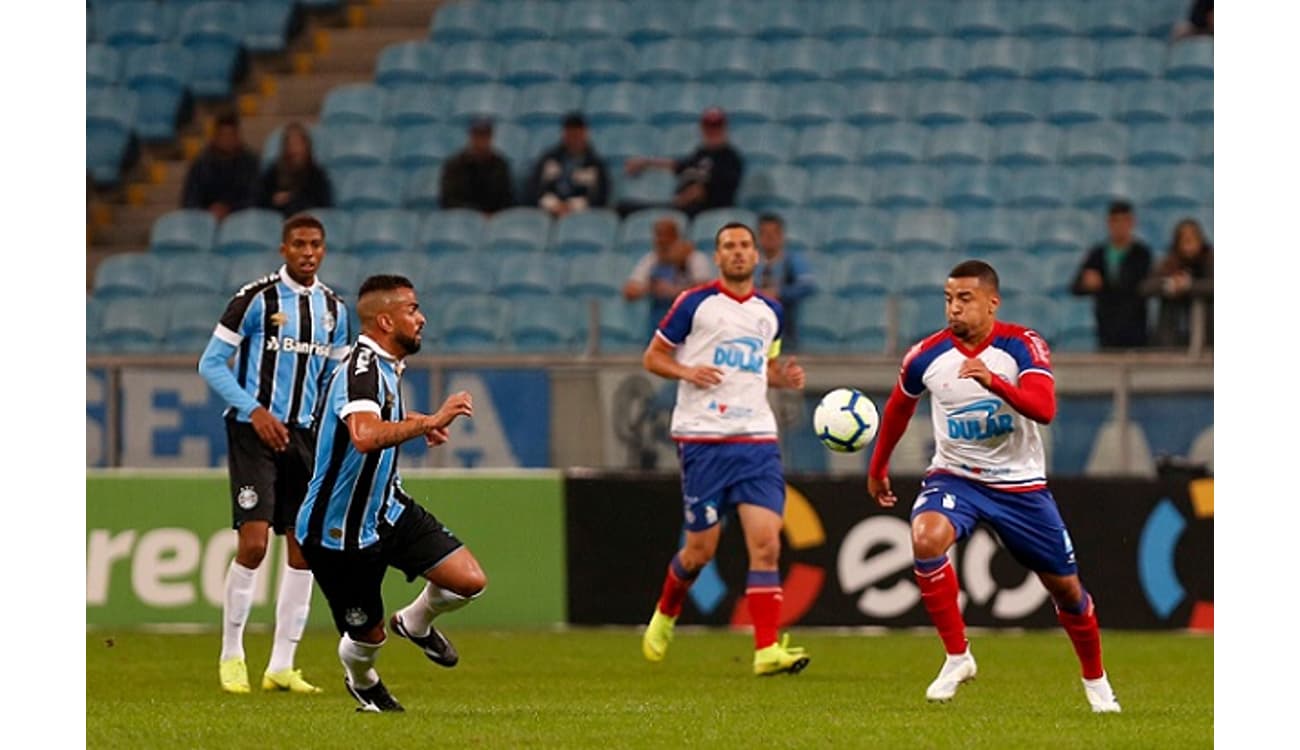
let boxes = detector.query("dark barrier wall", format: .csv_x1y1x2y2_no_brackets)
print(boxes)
566,475,1213,630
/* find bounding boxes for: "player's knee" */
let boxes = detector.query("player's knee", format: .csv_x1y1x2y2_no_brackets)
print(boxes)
910,528,948,560
748,533,781,568
451,569,487,599
236,539,268,568
346,621,386,644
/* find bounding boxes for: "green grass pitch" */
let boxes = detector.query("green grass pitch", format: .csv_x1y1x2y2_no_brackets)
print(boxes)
87,629,1212,748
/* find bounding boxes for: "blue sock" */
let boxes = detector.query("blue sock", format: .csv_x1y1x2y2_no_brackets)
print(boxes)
670,553,701,582
915,555,948,573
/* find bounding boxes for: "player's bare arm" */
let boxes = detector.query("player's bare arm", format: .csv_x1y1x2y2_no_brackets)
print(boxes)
347,406,465,454
406,392,474,445
249,406,290,452
766,356,806,390
642,335,723,388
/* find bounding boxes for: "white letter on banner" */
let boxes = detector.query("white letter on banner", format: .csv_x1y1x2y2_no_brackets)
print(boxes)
442,373,519,467
121,370,212,467
131,529,201,607
201,530,239,608
837,516,919,618
86,529,136,605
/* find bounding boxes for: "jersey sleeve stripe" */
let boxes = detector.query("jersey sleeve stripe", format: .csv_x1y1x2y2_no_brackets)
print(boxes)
339,400,381,419
212,324,242,346
1021,367,1054,380
653,329,678,348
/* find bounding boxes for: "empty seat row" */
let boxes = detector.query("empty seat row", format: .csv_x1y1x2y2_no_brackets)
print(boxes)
90,0,299,54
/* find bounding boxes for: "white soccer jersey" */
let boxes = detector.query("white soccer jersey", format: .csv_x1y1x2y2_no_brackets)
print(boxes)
656,281,785,442
899,321,1054,491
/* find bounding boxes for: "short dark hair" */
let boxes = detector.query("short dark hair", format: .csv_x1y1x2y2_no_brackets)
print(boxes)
948,260,999,292
358,274,415,299
714,221,756,248
214,109,240,129
282,213,325,243
756,212,784,228
1107,200,1134,216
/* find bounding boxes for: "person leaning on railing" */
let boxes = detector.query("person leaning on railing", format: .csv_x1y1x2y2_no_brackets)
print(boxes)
1139,218,1213,349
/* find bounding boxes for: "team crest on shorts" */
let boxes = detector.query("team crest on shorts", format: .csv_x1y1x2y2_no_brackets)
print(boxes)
237,486,259,510
345,608,368,627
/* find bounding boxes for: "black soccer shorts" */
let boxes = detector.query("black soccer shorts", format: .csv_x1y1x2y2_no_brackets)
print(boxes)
225,416,315,534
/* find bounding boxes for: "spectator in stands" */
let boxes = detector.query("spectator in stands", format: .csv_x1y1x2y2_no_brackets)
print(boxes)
624,107,743,217
1140,218,1214,349
253,123,333,217
440,118,514,214
1175,0,1213,38
755,213,817,352
526,112,610,217
623,217,713,337
1070,201,1154,350
181,110,260,221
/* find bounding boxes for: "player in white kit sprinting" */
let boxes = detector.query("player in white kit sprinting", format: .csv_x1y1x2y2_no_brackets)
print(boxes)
639,222,811,676
867,260,1121,713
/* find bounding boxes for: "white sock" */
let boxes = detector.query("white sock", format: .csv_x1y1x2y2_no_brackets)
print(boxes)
221,561,258,661
267,566,314,673
339,633,383,689
397,583,477,637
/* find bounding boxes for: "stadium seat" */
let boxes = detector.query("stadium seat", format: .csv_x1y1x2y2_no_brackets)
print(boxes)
1144,166,1212,209
860,123,926,167
926,124,993,165
1165,38,1214,81
700,38,763,83
794,295,847,353
450,84,516,128
375,42,437,88
1128,123,1198,166
163,295,228,352
319,125,394,170
776,82,845,128
957,209,1023,255
87,297,106,351
830,39,898,83
765,39,833,84
837,298,890,353
1182,82,1213,125
1042,252,1082,295
1097,38,1165,82
1055,299,1097,352
149,209,217,257
775,209,819,256
310,208,353,253
633,40,701,84
998,293,1058,338
88,43,123,90
617,172,676,207
591,124,657,174
806,166,873,208
436,41,502,86
843,83,910,126
951,2,1012,39
243,0,295,54
427,1,486,43
508,297,581,352
178,2,245,98
550,210,620,256
980,81,1046,125
322,84,383,126
1060,122,1126,166
687,2,752,39
993,123,1059,166
982,249,1038,295
645,82,717,127
101,2,173,51
964,38,1030,81
335,168,402,210
739,166,809,211
1001,166,1070,208
223,255,279,292
817,208,890,255
486,208,551,255
870,167,937,209
1030,209,1092,256
563,253,628,300
690,208,758,249
87,88,138,185
911,81,980,126
624,2,684,44
568,40,634,86
1115,80,1180,124
1082,1,1142,39
424,251,495,297
833,252,898,298
816,0,882,40
898,38,967,80
659,123,703,159
898,293,950,342
400,167,442,210
617,209,688,256
101,298,168,353
512,82,583,127
1072,166,1144,211
559,0,626,41
715,83,778,126
725,124,793,169
415,209,485,256
213,209,281,256
1014,2,1077,38
892,210,957,254
592,298,650,353
887,1,949,38
94,253,160,299
1046,83,1113,126
1027,38,1096,81
753,0,807,41
392,124,460,170
941,167,1000,210
347,209,419,257
492,0,559,41
793,124,859,168
583,83,648,127
381,85,445,128
1197,127,1214,166
437,295,506,352
488,122,531,172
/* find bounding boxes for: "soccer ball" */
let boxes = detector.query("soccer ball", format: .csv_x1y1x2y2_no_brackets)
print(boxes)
813,388,879,453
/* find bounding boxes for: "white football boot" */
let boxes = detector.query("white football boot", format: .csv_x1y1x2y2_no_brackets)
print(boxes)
1083,673,1122,713
925,649,977,702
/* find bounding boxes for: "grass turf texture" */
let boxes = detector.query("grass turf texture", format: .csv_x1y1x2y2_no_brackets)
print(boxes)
88,629,1211,748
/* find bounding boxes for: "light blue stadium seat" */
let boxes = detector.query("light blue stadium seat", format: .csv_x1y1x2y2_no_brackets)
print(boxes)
214,209,282,256
347,209,419,257
1061,122,1126,166
568,40,633,86
392,124,460,170
583,83,648,127
149,209,217,255
754,0,807,41
817,208,890,255
617,172,676,207
980,81,1046,125
1030,209,1092,256
860,123,926,167
899,290,952,341
87,297,106,351
1145,166,1212,209
794,295,847,353
941,166,1000,210
592,298,651,353
335,167,401,210
1197,127,1213,166
223,256,280,292
417,209,486,256
833,252,898,298
592,124,657,173
382,85,446,128
840,296,890,353
634,40,701,84
998,293,1058,338
495,255,565,299
1128,123,1198,166
765,39,833,84
887,0,950,38
1046,82,1113,126
957,209,1023,255
981,249,1037,295
816,1,882,40
320,124,394,169
508,297,581,353
898,38,967,80
87,89,137,184
1014,2,1077,38
428,2,489,43
322,84,383,125
1042,252,1082,295
550,210,620,256
993,123,1059,166
95,253,160,299
729,124,795,169
911,81,980,125
450,84,516,127
244,0,295,53
352,251,435,292
1166,38,1213,81
624,2,684,44
486,208,551,254
830,39,898,83
310,208,353,253
513,82,583,127
492,0,558,42
1098,38,1165,82
438,295,506,352
428,252,496,296
163,295,228,352
1055,299,1096,352
793,124,859,168
893,209,957,254
1001,166,1069,208
774,209,819,256
964,38,1030,81
687,2,752,39
806,166,872,208
715,83,778,125
658,124,701,159
777,82,845,128
617,209,688,256
1072,166,1144,210
1113,81,1179,126
179,2,245,98
559,0,626,41
952,2,1012,39
375,42,437,88
1083,2,1143,39
843,83,909,126
700,38,763,83
320,253,361,304
400,166,442,210
690,208,758,249
101,298,168,353
88,44,123,89
926,124,993,165
1027,38,1097,81
563,253,627,300
870,167,937,209
435,41,502,86
102,2,173,51
645,82,716,127
489,122,531,172
1182,82,1213,124
739,166,809,211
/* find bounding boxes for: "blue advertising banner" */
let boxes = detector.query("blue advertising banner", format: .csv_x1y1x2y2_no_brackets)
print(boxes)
439,369,551,468
87,369,109,468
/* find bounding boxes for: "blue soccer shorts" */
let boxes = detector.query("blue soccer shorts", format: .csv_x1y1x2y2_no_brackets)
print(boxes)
678,441,785,532
909,473,1078,576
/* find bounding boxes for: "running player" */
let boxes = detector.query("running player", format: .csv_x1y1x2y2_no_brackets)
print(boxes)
867,260,1121,712
198,213,349,694
640,222,811,676
296,274,487,713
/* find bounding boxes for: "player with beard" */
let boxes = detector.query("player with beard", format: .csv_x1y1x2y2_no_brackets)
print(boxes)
295,275,488,712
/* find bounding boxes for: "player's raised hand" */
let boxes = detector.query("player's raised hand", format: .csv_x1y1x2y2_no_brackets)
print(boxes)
425,426,450,447
868,475,897,508
250,406,290,452
958,357,994,388
684,365,725,388
431,391,474,428
779,357,806,390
